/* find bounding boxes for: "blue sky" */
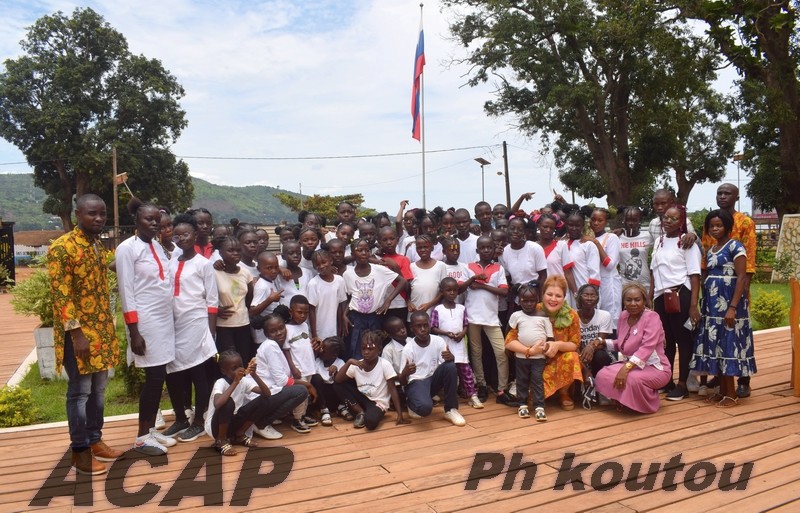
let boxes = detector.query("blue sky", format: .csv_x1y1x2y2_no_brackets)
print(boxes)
0,0,748,216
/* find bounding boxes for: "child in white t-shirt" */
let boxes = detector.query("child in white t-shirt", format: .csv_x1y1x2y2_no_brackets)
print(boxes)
430,277,483,409
281,295,320,430
442,237,470,304
408,234,448,319
399,312,466,426
343,237,407,360
504,285,554,422
249,251,284,345
381,316,408,377
334,331,407,430
253,308,318,437
205,349,306,456
311,336,345,426
307,249,347,341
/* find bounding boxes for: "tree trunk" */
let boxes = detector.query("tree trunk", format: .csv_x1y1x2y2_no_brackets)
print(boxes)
54,159,74,231
674,164,692,206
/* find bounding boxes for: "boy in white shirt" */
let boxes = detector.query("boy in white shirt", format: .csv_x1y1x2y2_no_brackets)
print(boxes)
399,312,466,426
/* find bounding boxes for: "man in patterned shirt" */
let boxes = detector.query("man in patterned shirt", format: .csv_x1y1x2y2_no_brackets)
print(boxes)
47,194,124,475
700,183,757,398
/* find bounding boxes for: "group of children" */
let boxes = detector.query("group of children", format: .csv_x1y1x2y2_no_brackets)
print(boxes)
135,186,756,456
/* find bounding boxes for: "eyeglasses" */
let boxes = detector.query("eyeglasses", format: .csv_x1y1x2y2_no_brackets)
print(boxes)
663,216,680,223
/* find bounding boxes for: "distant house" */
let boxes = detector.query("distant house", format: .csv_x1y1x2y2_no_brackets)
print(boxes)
14,230,65,264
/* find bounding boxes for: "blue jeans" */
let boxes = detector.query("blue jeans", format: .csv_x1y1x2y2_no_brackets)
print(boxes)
405,361,459,416
347,311,382,360
63,334,109,449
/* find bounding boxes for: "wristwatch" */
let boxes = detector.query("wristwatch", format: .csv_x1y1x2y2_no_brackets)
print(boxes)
624,361,634,370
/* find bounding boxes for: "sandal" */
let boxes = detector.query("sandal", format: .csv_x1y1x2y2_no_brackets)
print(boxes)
559,393,575,411
704,393,724,404
213,441,237,456
231,435,259,448
716,396,739,408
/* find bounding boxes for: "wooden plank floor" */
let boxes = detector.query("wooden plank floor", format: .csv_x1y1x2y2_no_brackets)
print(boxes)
0,328,797,512
0,267,40,385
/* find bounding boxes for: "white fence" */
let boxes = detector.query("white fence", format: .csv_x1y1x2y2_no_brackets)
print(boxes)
15,244,48,264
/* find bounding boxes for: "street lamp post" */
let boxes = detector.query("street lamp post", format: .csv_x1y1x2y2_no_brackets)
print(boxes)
475,157,491,202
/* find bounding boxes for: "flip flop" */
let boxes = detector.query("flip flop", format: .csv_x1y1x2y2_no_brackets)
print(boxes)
716,396,739,408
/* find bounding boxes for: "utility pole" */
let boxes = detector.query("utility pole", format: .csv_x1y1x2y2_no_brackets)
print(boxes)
502,141,511,207
112,146,119,243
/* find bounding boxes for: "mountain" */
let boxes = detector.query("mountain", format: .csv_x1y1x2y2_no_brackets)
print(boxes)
190,177,300,225
0,173,59,230
0,173,300,230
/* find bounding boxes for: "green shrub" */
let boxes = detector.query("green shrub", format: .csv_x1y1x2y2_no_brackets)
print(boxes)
0,264,13,289
9,268,53,326
0,386,39,427
750,290,789,329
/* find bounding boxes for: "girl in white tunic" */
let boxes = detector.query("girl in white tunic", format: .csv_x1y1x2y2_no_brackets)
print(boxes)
565,212,602,308
117,199,176,456
162,214,219,443
584,209,622,327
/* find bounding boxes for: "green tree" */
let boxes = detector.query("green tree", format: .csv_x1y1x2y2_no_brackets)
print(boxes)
678,0,800,216
444,0,734,207
0,8,190,231
274,192,375,224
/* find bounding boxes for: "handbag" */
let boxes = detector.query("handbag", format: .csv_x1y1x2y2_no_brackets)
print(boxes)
663,287,681,314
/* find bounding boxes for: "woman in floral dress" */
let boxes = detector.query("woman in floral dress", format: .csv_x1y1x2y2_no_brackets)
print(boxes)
691,209,756,407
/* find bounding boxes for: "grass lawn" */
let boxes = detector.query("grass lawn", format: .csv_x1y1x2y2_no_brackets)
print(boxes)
19,362,172,425
749,282,791,330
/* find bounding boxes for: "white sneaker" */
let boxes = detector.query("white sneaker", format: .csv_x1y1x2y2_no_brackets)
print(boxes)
468,395,484,409
149,428,177,447
407,408,422,419
134,433,168,455
155,410,166,430
508,382,518,398
444,409,466,427
255,425,283,440
686,372,700,393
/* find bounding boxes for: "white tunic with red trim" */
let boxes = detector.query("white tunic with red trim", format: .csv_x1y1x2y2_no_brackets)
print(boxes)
168,254,219,373
117,236,175,368
595,232,622,325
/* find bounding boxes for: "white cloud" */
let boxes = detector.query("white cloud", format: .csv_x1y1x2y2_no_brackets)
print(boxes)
0,0,747,216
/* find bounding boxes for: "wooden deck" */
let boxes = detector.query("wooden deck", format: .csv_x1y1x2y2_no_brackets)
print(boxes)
0,268,40,386
1,328,798,512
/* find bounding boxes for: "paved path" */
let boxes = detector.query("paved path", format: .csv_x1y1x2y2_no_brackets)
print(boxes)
0,268,40,386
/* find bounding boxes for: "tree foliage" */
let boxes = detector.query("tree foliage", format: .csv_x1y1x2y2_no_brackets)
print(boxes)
0,8,190,231
444,0,734,207
678,0,800,216
274,192,375,224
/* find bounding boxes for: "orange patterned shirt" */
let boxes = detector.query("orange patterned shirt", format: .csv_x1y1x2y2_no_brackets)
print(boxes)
701,211,756,274
47,227,119,374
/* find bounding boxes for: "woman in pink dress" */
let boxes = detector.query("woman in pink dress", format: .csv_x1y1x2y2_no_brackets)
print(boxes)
583,283,671,413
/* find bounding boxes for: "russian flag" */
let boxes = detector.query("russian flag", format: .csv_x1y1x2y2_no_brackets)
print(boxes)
411,28,425,141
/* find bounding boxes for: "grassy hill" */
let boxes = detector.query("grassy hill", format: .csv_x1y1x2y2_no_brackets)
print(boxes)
0,173,59,230
190,178,299,225
0,173,300,230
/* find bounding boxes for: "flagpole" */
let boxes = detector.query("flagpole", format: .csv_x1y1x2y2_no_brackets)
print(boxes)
419,3,426,209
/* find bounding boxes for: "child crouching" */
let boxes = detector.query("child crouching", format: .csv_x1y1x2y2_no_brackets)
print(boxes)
205,350,308,456
334,331,407,430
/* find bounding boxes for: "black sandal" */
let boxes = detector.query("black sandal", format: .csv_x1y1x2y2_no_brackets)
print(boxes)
231,435,259,448
213,440,237,456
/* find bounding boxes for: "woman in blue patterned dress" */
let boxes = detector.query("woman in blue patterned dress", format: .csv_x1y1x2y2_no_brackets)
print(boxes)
691,209,756,407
